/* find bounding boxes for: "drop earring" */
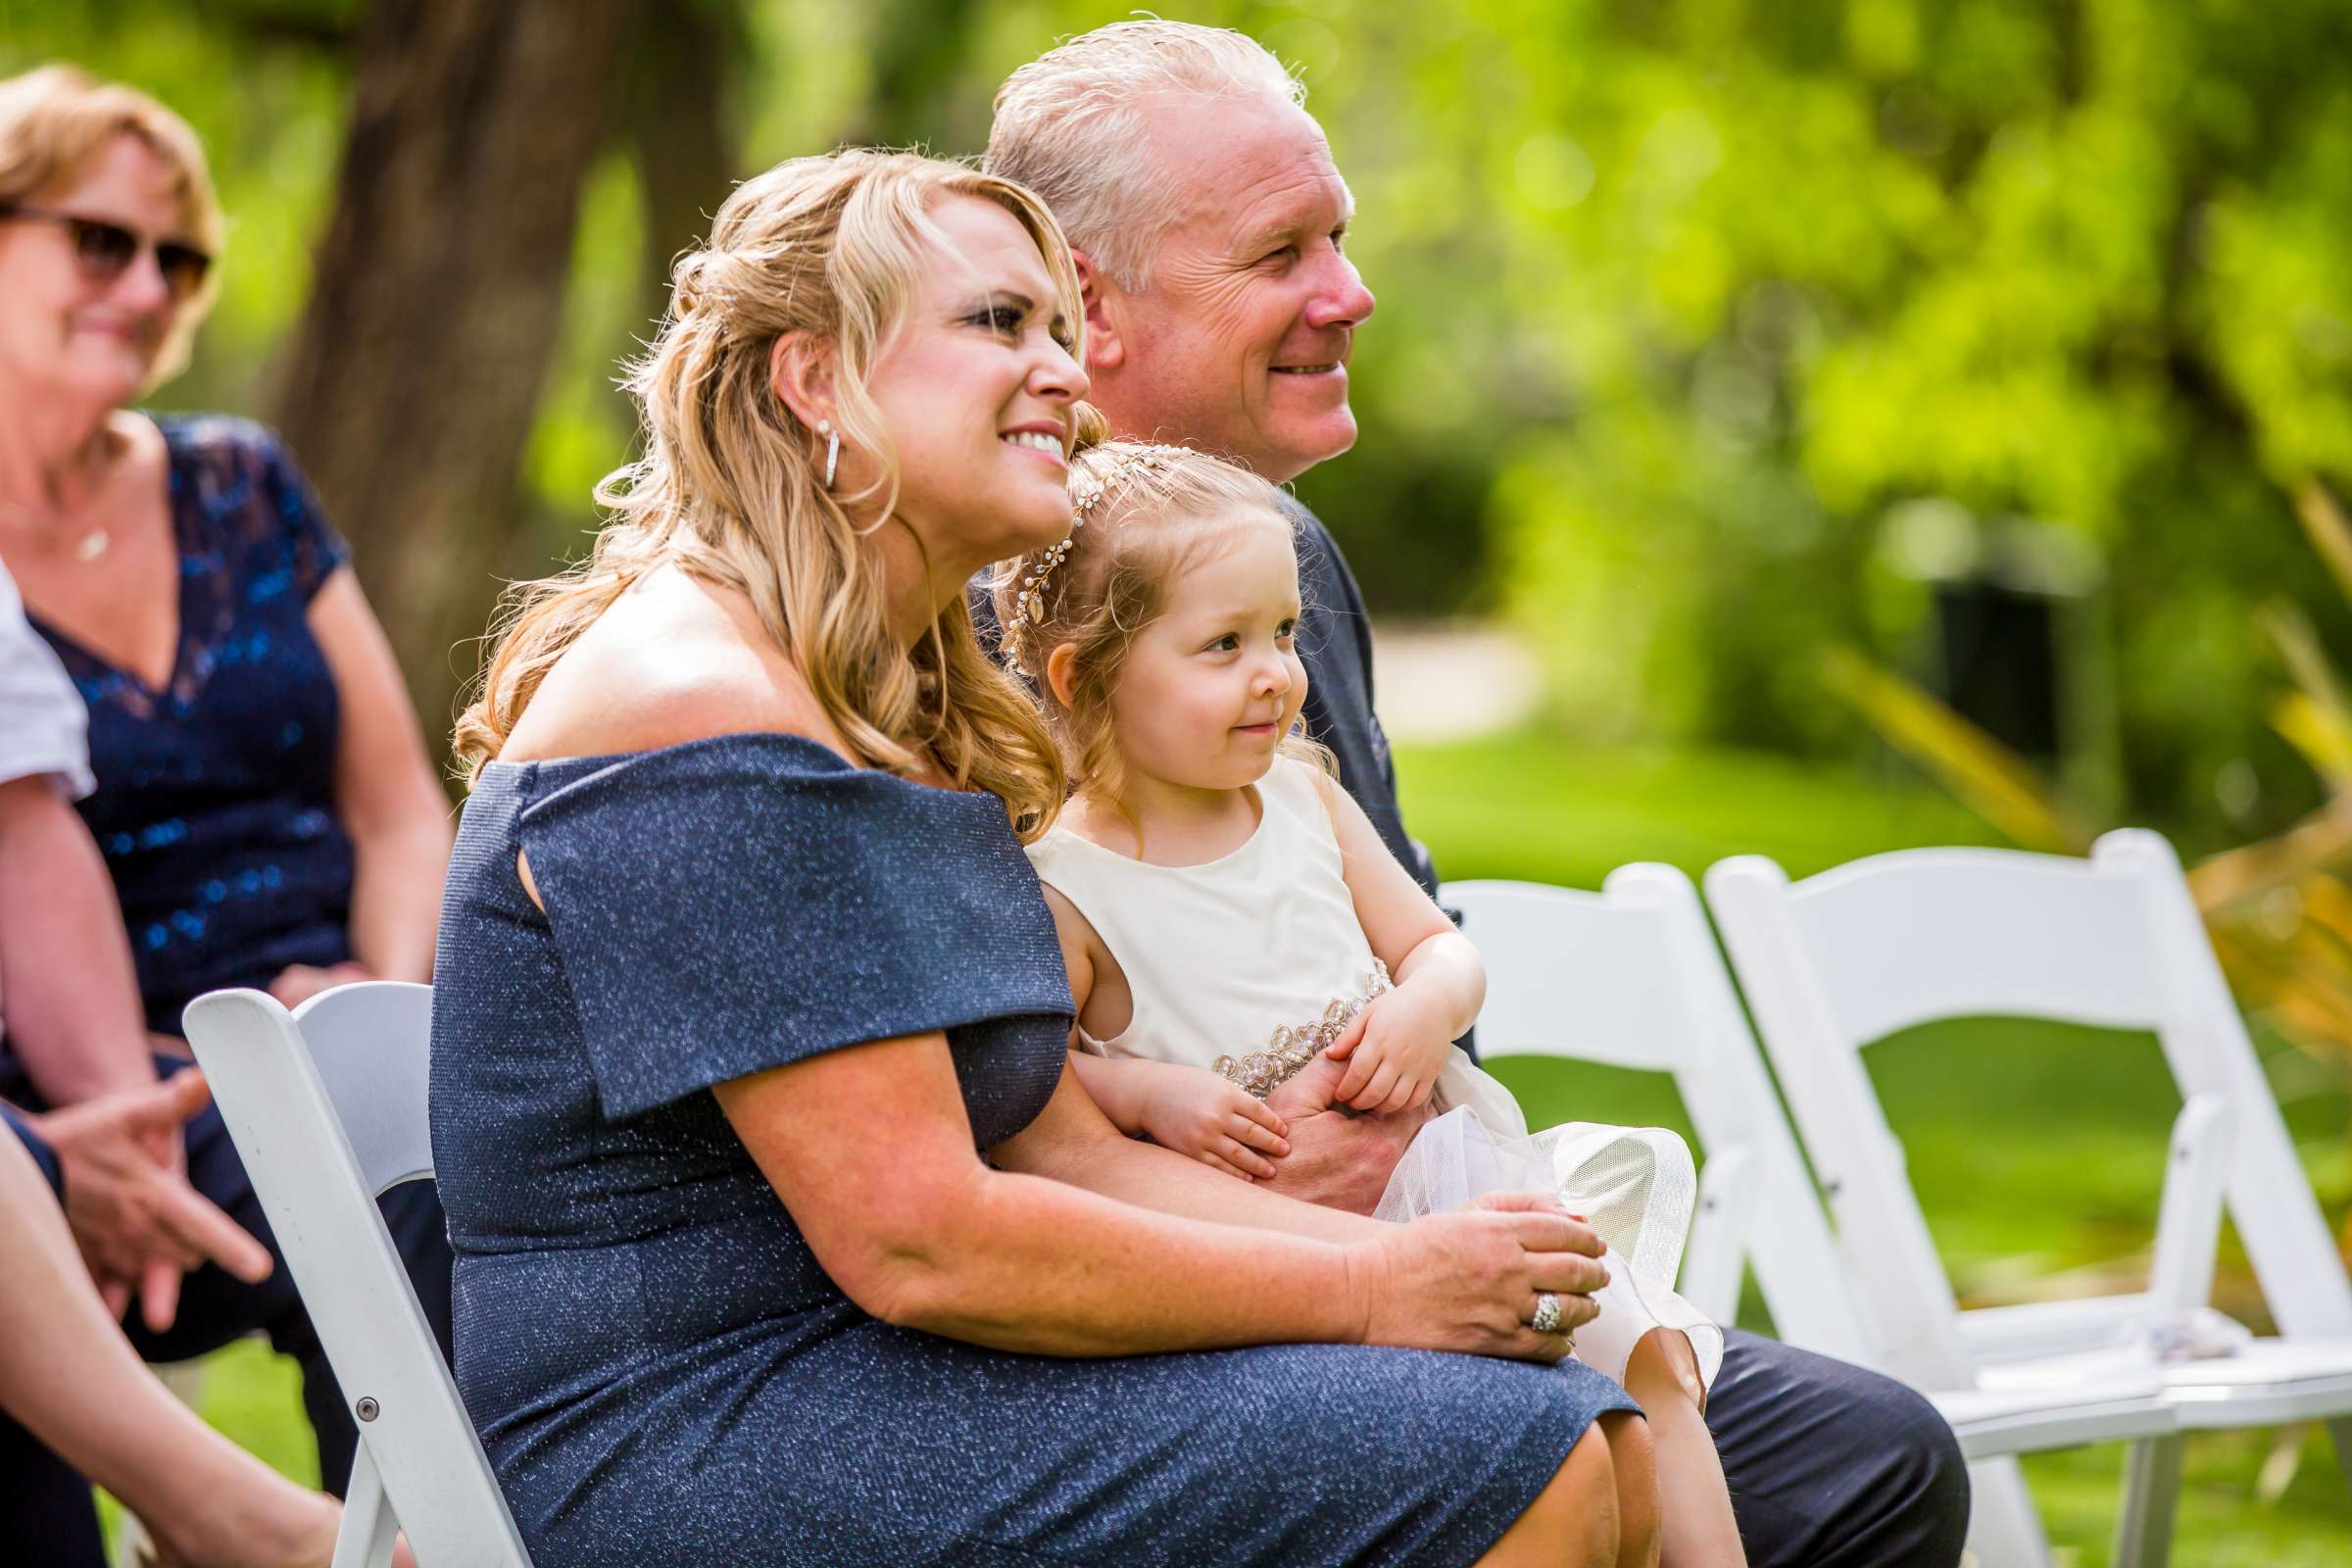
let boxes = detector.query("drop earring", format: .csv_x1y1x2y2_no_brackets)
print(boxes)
817,418,840,489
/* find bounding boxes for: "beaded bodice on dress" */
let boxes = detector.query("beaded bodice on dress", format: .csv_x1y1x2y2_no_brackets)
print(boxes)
1024,757,1524,1131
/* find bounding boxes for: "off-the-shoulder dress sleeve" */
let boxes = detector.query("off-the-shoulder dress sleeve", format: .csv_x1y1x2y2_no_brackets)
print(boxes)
512,734,1073,1119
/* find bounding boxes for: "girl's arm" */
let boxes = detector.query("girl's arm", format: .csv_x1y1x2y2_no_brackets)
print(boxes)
1320,775,1486,1110
311,567,451,984
716,1038,1603,1359
1043,885,1288,1178
1039,885,1143,1130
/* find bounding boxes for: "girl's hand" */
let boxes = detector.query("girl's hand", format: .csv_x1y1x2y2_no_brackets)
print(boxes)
1325,988,1454,1114
1132,1060,1291,1181
1345,1192,1607,1361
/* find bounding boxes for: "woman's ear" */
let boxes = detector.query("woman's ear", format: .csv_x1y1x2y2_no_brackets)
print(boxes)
1044,640,1084,711
1070,250,1125,375
769,332,837,430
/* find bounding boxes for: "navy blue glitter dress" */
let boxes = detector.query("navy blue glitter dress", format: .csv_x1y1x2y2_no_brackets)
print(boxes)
27,415,355,1035
429,733,1635,1567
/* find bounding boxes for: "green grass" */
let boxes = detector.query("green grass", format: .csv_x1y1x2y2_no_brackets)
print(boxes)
162,730,2352,1561
1403,728,2352,1563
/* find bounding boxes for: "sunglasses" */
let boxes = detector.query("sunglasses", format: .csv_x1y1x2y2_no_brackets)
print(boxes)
2,205,212,305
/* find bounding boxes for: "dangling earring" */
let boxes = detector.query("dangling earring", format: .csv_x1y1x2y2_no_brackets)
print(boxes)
817,417,840,489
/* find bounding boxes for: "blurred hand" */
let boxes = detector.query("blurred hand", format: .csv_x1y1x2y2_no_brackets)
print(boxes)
266,960,373,1010
1346,1191,1606,1362
31,1070,272,1331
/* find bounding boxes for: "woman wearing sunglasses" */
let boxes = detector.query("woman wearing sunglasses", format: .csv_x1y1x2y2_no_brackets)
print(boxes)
0,65,453,1564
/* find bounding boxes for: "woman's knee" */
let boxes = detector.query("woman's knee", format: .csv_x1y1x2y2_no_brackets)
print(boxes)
1598,1411,1661,1568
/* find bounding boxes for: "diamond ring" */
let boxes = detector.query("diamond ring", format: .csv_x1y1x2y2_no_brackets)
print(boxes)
1532,1292,1563,1334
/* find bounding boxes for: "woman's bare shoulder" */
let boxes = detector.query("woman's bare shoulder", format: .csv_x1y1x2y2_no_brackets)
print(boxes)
497,564,845,764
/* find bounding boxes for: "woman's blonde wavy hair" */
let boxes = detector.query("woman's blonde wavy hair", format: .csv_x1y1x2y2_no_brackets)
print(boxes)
991,440,1325,841
454,149,1078,838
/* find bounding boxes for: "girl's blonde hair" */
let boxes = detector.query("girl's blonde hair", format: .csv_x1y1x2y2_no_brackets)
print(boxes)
0,64,224,387
992,440,1324,826
455,149,1074,837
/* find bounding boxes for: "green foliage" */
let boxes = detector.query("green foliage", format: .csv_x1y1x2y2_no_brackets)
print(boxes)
10,0,2351,838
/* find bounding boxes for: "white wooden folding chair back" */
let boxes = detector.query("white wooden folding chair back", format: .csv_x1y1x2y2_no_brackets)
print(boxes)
182,983,533,1568
1707,829,2352,1566
1707,831,2352,1374
1446,866,1867,1345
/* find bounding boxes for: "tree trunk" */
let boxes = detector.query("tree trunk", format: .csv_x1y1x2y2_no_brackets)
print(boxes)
624,0,740,339
274,0,639,755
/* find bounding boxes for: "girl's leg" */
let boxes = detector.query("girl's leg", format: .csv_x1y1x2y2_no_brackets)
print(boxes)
1473,1422,1621,1568
0,1131,340,1568
1625,1328,1746,1568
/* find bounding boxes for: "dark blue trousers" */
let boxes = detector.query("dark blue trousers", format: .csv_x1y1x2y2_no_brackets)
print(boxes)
1708,1327,1972,1566
0,1056,455,1565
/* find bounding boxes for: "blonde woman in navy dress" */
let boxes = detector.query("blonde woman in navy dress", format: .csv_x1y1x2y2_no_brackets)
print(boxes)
435,150,1656,1567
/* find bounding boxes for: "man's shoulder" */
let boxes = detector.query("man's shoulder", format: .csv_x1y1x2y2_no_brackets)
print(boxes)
1279,492,1369,615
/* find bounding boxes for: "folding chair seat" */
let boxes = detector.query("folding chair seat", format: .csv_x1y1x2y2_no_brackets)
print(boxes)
1708,830,2352,1567
183,982,533,1568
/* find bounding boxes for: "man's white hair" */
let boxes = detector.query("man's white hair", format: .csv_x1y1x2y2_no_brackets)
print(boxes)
988,20,1307,291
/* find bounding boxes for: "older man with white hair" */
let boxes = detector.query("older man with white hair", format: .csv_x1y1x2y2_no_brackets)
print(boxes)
987,21,1971,1567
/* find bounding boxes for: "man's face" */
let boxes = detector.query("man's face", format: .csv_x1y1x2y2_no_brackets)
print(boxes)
1094,94,1375,484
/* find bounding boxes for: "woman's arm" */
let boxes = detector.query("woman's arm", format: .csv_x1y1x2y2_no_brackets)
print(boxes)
0,776,157,1102
715,1036,1363,1354
994,1059,1373,1243
310,567,451,984
716,1040,1604,1360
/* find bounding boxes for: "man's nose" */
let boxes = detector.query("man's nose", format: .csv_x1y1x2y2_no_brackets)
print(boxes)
1303,253,1375,332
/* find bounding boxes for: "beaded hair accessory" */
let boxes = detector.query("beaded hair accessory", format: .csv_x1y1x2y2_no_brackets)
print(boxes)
1013,442,1202,625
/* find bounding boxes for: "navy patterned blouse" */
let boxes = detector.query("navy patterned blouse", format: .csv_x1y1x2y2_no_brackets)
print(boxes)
28,416,355,1035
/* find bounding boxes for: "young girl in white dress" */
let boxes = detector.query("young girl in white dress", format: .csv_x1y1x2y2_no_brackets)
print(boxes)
996,440,1745,1568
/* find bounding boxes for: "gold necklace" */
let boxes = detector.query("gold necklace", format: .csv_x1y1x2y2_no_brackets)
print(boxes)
0,475,112,564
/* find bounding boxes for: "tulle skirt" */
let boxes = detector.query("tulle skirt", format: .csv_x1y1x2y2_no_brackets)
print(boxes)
1376,1104,1725,1390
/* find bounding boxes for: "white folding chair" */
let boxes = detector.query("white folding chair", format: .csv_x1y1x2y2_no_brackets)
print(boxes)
181,982,533,1568
1446,868,1865,1341
1707,830,2352,1568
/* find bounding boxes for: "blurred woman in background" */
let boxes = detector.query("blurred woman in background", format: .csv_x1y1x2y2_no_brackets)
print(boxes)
0,62,454,1530
0,65,450,1033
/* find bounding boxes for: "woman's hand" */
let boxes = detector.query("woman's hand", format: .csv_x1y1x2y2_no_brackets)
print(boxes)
1130,1060,1291,1181
1346,1192,1607,1362
1325,985,1455,1114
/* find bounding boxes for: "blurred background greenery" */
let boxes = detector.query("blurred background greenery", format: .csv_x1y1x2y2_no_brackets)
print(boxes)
9,0,2352,1560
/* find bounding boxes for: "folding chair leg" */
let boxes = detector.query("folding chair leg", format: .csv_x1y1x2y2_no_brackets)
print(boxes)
1965,1456,2055,1568
332,1443,402,1568
2328,1416,2352,1496
2112,1435,2182,1568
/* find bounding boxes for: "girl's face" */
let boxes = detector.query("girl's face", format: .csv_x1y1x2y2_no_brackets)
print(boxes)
860,193,1088,584
1104,512,1308,796
0,132,196,410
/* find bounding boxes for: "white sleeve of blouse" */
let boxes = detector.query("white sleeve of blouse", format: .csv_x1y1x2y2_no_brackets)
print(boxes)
0,558,94,800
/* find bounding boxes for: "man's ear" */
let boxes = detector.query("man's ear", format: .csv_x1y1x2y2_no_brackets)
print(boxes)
1044,640,1083,710
768,332,837,430
1071,250,1126,375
